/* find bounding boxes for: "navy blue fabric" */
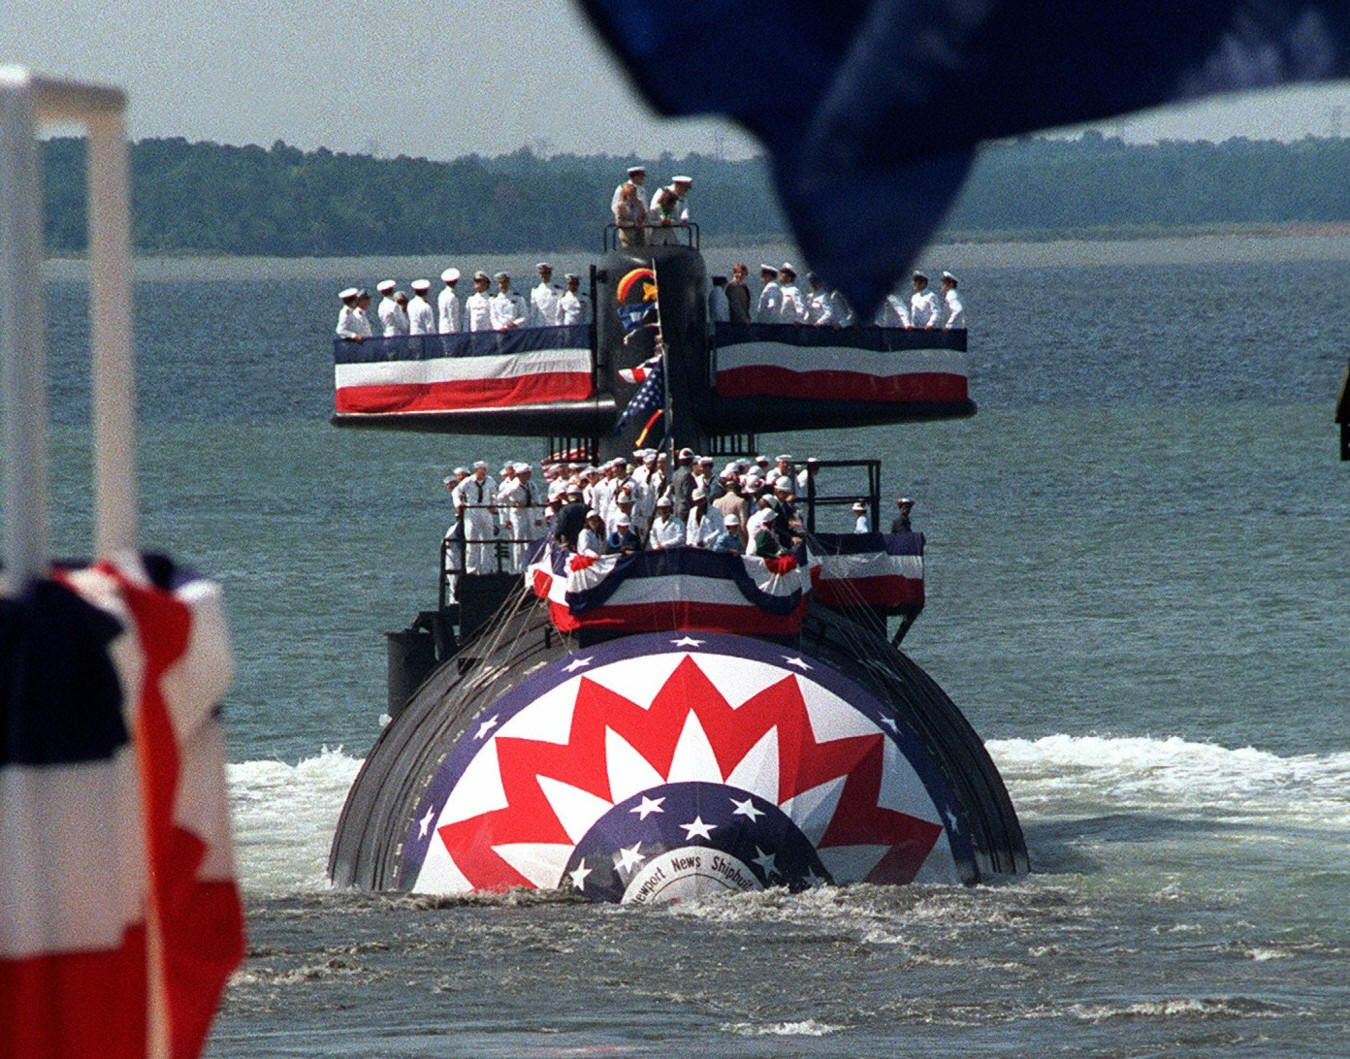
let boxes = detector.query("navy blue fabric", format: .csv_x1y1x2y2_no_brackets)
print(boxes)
580,1,1350,314
811,531,924,557
714,322,966,353
0,578,127,767
334,324,591,365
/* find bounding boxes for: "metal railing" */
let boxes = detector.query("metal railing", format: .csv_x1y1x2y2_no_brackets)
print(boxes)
603,222,701,253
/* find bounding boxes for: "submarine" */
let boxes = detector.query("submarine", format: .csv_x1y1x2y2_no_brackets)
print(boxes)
327,227,1026,902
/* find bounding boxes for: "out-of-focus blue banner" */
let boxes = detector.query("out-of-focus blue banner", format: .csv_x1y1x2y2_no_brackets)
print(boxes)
579,0,1350,313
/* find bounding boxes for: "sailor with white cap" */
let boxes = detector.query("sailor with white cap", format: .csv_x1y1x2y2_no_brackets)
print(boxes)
490,271,527,330
335,287,366,340
465,271,493,332
611,164,650,211
910,270,939,330
777,262,808,323
756,263,782,322
851,499,871,534
685,486,725,548
941,270,965,329
649,175,692,245
438,268,464,334
648,495,685,551
407,279,436,336
557,273,590,326
452,461,499,573
529,262,563,327
376,279,409,337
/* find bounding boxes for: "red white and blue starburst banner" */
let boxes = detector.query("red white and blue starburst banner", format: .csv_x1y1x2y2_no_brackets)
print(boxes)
334,326,593,415
807,532,925,611
713,322,967,404
527,545,812,635
401,632,973,902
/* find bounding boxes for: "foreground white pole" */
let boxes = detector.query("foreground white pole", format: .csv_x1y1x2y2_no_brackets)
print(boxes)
0,67,132,590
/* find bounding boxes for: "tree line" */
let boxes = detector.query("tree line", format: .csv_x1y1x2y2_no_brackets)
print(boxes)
38,132,1350,256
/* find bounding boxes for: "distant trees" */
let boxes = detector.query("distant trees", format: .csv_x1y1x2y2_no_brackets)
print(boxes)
38,133,1350,256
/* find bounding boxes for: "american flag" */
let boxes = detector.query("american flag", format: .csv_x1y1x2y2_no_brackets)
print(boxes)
618,353,661,385
612,356,665,435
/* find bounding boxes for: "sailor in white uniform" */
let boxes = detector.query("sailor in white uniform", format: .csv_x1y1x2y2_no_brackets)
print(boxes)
557,274,591,325
453,461,498,574
376,279,408,337
529,262,563,326
875,285,911,328
684,488,725,548
335,288,365,340
776,263,808,323
610,164,650,212
490,272,527,330
909,271,940,329
408,279,436,336
648,175,692,245
438,268,463,334
805,274,832,326
851,500,871,533
755,264,781,322
515,463,546,568
941,270,965,329
648,495,685,550
465,271,493,332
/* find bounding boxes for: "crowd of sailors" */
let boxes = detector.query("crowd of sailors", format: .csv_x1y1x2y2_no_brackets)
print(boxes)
335,262,592,341
443,448,917,576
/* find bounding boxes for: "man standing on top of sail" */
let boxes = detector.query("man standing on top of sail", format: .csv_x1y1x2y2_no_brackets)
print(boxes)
611,164,649,211
438,268,463,334
490,272,527,330
910,271,940,329
529,263,563,326
756,264,781,322
648,175,692,245
557,274,591,325
777,263,808,323
466,271,493,332
408,279,436,336
941,271,965,329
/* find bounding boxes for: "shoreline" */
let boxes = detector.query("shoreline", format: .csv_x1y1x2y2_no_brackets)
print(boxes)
41,223,1350,281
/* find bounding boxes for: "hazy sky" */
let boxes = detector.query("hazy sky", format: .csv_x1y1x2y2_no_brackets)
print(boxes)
5,0,1349,159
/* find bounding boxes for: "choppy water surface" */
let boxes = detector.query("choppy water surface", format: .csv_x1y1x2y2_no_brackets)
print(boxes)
27,234,1350,1056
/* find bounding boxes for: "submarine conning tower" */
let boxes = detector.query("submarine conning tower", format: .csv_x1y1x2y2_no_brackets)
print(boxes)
328,230,1024,902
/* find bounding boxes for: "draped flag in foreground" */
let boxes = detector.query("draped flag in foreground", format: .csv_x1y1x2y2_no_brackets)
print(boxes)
0,556,244,1059
579,0,1350,315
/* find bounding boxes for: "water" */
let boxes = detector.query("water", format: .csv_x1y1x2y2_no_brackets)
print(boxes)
23,235,1350,1055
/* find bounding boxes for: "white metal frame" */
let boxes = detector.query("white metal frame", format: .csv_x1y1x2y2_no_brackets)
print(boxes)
0,66,133,592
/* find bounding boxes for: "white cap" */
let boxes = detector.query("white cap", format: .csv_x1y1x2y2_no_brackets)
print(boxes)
514,461,531,473
673,175,692,185
473,270,490,281
536,261,552,272
566,485,583,497
442,268,461,283
453,466,468,476
616,515,631,527
851,501,866,512
912,270,928,281
779,262,796,275
656,495,673,507
377,279,396,294
759,263,777,274
627,165,645,176
896,496,914,506
776,453,793,462
942,270,958,284
338,287,358,300
548,481,566,500
473,460,488,469
411,278,430,292
586,508,601,519
756,454,770,464
494,271,510,281
725,513,741,526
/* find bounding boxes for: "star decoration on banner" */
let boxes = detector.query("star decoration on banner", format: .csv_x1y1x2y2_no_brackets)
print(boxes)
730,796,765,821
569,862,593,890
615,842,646,872
630,795,666,820
418,806,436,839
679,816,717,840
752,846,778,877
782,656,812,670
475,715,499,740
670,636,705,648
562,656,594,673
